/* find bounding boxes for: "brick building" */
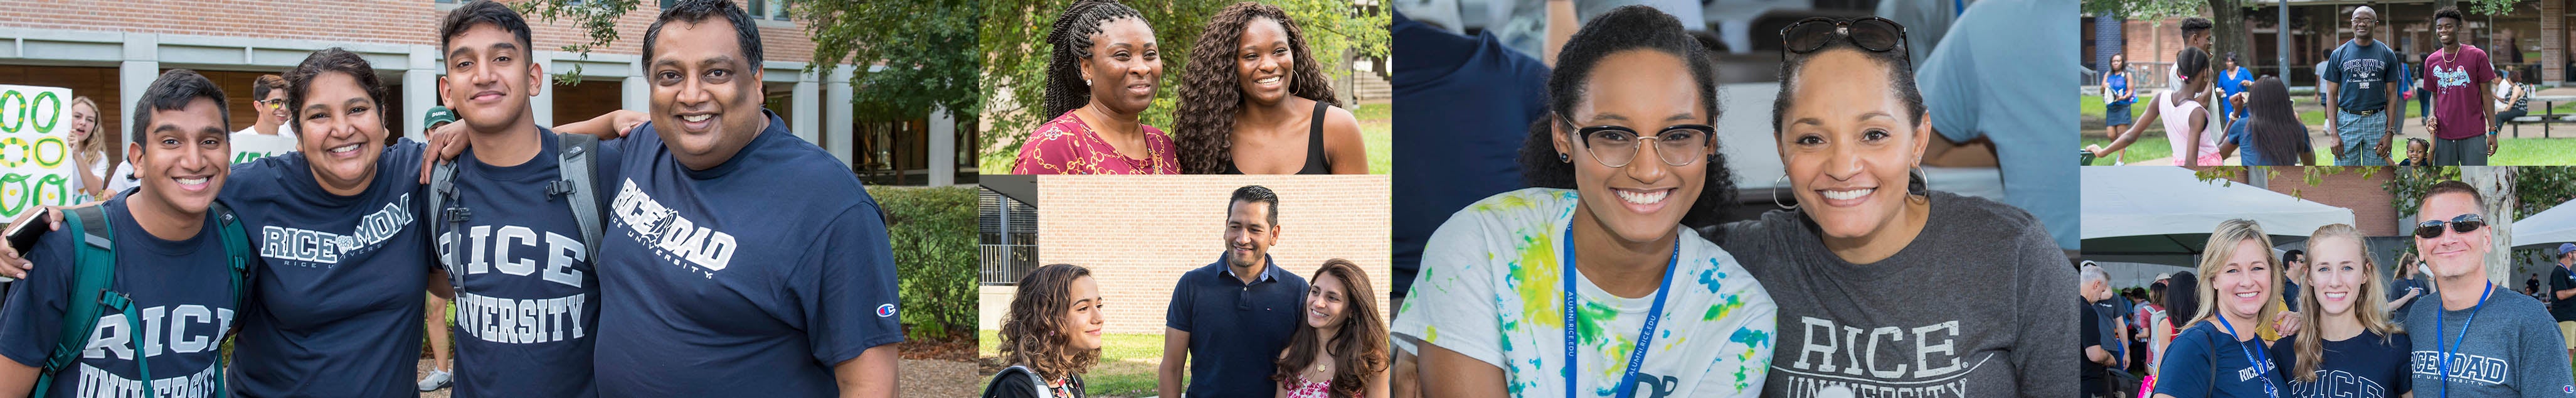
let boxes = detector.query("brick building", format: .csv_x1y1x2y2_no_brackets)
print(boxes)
0,0,973,186
2205,166,2404,236
988,175,1392,336
2089,1,2576,89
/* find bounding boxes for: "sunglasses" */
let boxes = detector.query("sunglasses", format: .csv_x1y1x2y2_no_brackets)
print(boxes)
1780,17,1907,60
2414,213,2486,239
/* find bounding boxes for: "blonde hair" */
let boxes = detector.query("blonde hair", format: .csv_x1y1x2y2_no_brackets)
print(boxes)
66,96,113,164
2291,223,2403,382
2190,219,2285,335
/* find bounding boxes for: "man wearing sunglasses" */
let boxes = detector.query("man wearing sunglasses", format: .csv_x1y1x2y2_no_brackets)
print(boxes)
2404,181,2573,397
230,74,297,164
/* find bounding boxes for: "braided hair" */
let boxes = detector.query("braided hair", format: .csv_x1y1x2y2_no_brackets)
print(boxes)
1171,2,1342,174
1517,5,1735,227
1042,0,1147,121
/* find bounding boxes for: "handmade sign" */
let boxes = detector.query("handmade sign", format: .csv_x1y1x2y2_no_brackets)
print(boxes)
0,85,76,220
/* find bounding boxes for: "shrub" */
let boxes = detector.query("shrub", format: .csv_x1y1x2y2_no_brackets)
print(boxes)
874,185,977,340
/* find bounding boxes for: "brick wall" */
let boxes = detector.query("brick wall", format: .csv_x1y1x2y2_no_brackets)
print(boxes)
1034,175,1392,336
0,0,819,63
2203,166,2401,236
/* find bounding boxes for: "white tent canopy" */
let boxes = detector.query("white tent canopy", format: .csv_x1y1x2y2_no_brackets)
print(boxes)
2082,166,2356,266
2513,197,2576,249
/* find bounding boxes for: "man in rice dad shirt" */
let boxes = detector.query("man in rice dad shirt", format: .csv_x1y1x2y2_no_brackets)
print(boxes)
421,2,625,396
1158,185,1310,398
0,69,245,398
588,1,903,395
231,74,297,164
2405,180,2574,397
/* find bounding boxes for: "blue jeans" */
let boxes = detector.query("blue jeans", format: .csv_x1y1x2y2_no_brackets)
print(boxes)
2335,110,2392,166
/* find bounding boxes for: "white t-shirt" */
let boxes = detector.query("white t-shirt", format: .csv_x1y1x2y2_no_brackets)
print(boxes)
1392,188,1776,397
230,125,298,164
105,160,135,198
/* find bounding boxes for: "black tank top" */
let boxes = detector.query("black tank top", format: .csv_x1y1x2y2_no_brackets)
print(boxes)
1222,100,1332,175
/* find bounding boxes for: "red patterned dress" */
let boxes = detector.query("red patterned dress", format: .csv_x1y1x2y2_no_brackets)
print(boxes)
1010,110,1178,175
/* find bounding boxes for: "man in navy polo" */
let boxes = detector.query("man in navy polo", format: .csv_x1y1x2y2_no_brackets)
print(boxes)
1159,185,1310,397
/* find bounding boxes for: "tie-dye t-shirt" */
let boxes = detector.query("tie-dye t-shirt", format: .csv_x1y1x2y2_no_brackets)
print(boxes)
1392,188,1776,397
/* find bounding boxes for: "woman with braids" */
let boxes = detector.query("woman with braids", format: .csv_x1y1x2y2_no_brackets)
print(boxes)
1390,6,1774,397
1272,259,1388,397
2267,224,2411,398
1011,0,1179,175
2217,77,2315,166
985,264,1107,398
1171,2,1365,175
1705,16,2074,396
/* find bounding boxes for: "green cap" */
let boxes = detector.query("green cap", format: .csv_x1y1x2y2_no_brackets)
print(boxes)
423,106,458,128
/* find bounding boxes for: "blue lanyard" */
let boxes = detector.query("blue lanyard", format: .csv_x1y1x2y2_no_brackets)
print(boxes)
1561,223,1677,398
2210,315,2278,398
2436,282,2493,398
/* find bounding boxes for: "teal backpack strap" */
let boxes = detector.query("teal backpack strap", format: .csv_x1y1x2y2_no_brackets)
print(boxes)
556,133,602,259
98,290,155,397
429,160,466,289
34,206,120,397
208,202,250,397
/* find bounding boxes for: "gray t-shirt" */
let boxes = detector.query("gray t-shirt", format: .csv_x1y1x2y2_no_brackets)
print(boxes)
2405,284,2576,397
1709,191,2077,397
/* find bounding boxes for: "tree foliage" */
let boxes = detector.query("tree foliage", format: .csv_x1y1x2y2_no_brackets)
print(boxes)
978,0,1389,169
514,0,981,122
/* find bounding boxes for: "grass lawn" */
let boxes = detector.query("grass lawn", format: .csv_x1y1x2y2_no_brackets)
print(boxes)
2082,136,2171,165
980,330,1176,398
1357,103,1392,175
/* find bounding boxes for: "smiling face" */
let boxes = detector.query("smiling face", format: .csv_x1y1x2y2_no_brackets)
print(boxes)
2434,16,2459,47
2210,239,2277,321
1556,50,1707,244
440,23,541,134
1223,200,1278,269
1305,272,1349,330
1234,17,1293,106
128,98,229,215
1081,18,1161,116
260,89,290,127
294,72,388,194
2415,191,2491,279
1778,49,1928,239
2351,9,2378,41
67,100,96,143
648,17,767,171
1059,275,1105,351
2305,237,2372,316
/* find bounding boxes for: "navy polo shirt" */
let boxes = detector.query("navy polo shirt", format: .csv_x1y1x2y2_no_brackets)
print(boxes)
1165,255,1307,397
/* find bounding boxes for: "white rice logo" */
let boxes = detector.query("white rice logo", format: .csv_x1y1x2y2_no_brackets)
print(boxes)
610,180,737,276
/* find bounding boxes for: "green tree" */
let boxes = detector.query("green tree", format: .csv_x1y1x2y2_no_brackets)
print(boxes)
512,0,981,124
978,0,1389,171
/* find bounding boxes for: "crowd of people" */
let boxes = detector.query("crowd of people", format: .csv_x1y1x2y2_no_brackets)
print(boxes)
2090,6,2533,166
2080,181,2576,397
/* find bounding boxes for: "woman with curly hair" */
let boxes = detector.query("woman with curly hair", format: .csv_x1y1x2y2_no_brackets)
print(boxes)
1171,2,1365,175
985,264,1108,398
1389,6,1774,397
1273,259,1389,397
1706,16,2076,395
1011,0,1179,175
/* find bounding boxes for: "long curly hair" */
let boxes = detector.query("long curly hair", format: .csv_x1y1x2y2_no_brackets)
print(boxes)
1271,259,1387,396
1042,0,1147,121
999,264,1102,382
1172,2,1341,174
1517,5,1734,228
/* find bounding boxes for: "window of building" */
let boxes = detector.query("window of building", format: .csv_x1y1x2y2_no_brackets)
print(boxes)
978,188,1037,285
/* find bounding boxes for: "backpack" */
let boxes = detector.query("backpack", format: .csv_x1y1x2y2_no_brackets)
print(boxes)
983,365,1056,398
428,132,602,289
33,202,252,397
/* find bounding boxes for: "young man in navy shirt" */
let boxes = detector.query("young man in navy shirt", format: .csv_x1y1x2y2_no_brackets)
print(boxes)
587,1,902,395
0,70,243,397
1159,185,1310,397
423,2,625,397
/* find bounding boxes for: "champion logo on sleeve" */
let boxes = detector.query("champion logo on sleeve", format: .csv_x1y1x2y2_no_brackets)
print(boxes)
876,304,897,318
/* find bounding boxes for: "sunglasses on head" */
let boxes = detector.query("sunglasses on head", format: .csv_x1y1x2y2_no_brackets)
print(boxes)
2414,213,2486,239
1780,17,1908,60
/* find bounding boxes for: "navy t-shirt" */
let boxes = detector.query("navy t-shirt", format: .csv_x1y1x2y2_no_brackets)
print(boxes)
2155,322,2286,398
1165,257,1307,397
438,129,623,397
2269,331,2412,398
593,110,904,397
2550,266,2576,321
0,196,238,398
2326,40,2401,112
223,139,433,397
1388,10,1547,299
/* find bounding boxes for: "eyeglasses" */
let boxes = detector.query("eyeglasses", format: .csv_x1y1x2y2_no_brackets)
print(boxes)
1557,114,1715,168
2414,213,2486,239
1781,17,1907,57
259,99,287,109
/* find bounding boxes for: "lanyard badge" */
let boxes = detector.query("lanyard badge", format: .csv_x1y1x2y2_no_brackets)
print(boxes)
1561,223,1677,398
